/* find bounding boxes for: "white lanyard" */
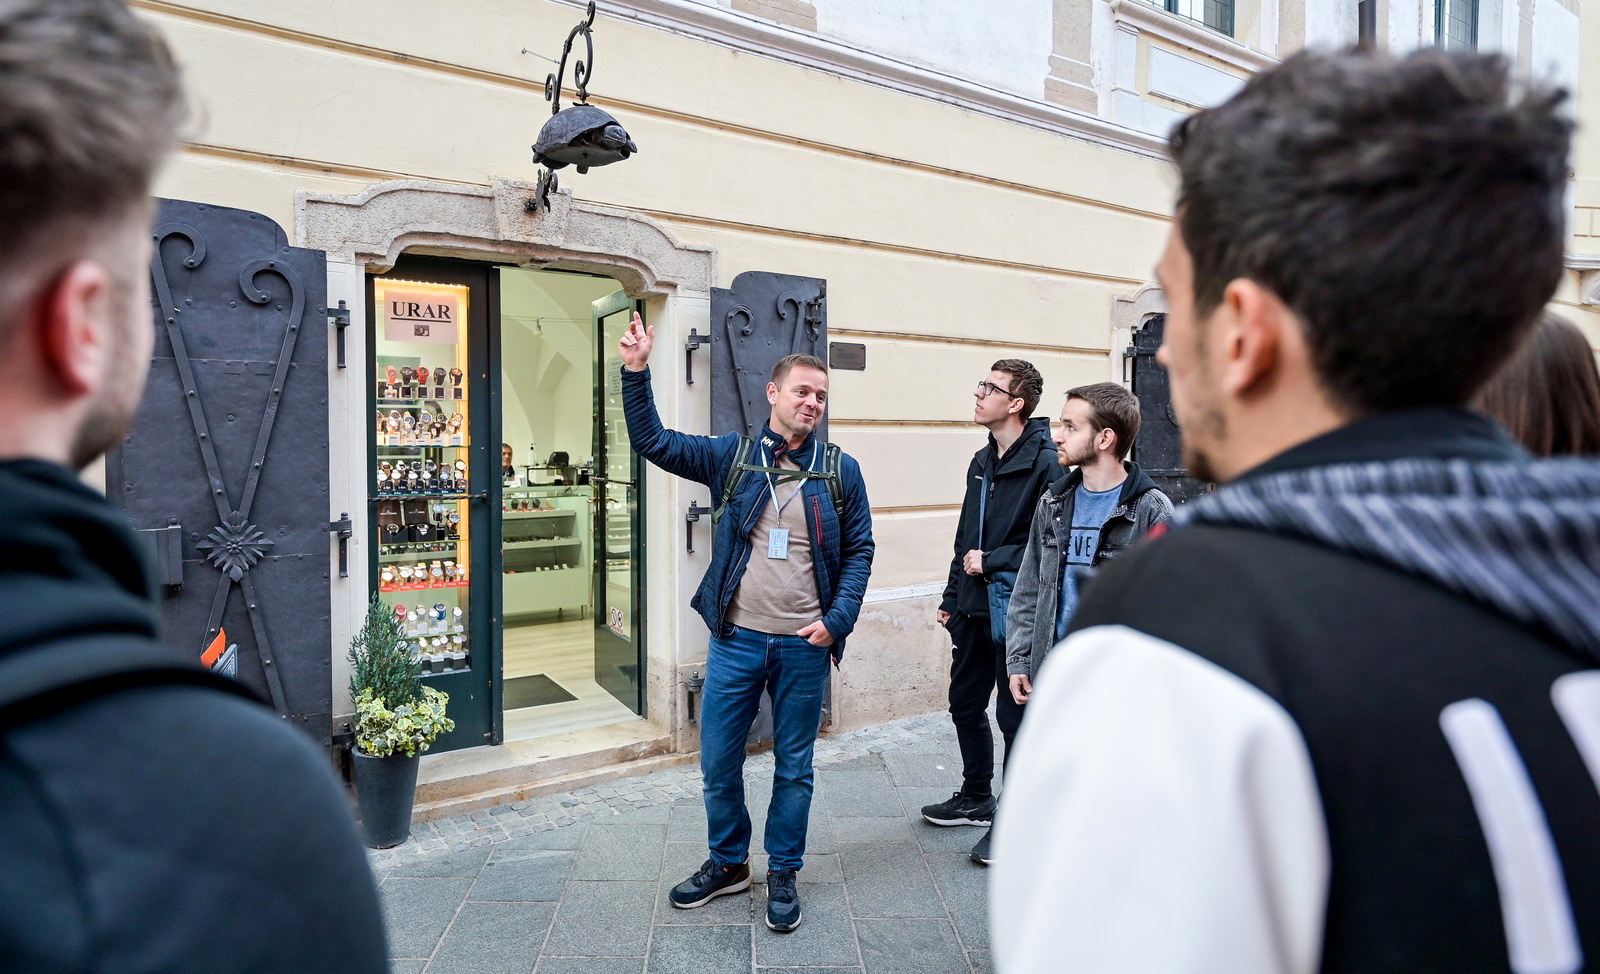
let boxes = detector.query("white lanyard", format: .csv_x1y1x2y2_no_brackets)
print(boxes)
765,443,820,519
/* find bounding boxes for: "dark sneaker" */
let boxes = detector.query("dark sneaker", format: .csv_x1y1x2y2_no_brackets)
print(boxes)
669,859,751,909
970,828,993,866
920,791,996,827
766,869,802,932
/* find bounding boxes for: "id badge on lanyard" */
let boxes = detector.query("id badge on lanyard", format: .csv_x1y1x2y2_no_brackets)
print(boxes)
765,444,817,560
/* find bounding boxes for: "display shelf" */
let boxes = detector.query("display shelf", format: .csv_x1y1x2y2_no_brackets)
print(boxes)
379,579,470,593
380,547,461,562
503,538,581,551
502,509,575,520
371,492,477,501
380,542,462,554
378,397,464,406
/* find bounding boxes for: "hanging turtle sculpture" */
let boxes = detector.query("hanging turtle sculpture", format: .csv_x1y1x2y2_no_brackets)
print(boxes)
532,104,637,175
527,2,639,213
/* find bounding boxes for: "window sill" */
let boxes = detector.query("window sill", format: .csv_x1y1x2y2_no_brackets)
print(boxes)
1109,0,1277,73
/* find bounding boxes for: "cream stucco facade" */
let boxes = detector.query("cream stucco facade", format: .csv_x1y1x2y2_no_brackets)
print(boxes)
136,0,1598,789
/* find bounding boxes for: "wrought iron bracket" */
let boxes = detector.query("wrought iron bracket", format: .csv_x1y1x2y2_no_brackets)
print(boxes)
328,513,353,579
685,501,713,554
683,668,706,724
329,300,351,369
805,284,826,343
1123,340,1157,384
684,329,711,385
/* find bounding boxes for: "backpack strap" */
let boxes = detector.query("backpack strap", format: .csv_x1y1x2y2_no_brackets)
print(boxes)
711,434,758,524
0,637,259,729
823,442,845,524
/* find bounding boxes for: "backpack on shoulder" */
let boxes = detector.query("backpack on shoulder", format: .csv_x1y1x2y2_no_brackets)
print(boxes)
710,434,846,526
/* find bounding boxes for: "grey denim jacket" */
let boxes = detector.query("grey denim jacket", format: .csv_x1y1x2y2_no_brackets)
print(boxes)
1005,462,1173,681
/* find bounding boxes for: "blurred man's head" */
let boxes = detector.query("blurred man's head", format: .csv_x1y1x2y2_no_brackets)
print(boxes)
0,0,183,469
1155,49,1571,483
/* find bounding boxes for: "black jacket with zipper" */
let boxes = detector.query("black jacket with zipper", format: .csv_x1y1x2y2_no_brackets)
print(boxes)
940,417,1059,617
0,460,387,973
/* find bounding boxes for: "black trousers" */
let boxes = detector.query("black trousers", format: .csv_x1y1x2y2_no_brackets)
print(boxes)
945,610,1025,799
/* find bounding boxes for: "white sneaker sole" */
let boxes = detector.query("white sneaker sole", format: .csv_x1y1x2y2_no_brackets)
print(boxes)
922,813,992,827
670,873,751,909
766,908,802,932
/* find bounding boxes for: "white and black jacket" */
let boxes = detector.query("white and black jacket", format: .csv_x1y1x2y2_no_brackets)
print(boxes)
992,410,1600,974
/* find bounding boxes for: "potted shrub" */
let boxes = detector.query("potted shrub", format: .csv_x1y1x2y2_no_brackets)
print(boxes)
346,594,454,848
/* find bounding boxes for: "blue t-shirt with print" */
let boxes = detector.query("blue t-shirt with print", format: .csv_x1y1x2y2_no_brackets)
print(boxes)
1055,482,1123,640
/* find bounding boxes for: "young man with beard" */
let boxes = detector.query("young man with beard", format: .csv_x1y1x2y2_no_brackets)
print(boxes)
0,2,386,971
619,315,874,933
921,360,1058,867
1003,382,1171,736
993,49,1600,974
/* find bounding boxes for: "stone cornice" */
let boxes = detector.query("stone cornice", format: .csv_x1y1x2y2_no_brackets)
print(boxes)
294,178,716,296
547,0,1168,159
1109,0,1278,73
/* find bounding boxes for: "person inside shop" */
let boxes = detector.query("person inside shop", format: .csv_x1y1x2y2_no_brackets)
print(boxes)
0,1,387,971
618,314,875,935
501,442,522,486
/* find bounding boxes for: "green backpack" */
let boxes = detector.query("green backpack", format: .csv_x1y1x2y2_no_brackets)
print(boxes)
711,434,846,526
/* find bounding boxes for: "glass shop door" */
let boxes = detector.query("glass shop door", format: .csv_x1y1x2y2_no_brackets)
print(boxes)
592,290,645,714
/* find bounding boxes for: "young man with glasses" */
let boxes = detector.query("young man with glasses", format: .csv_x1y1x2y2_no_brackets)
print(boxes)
922,360,1058,865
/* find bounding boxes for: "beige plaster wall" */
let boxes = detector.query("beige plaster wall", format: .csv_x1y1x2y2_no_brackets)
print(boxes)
138,0,1173,732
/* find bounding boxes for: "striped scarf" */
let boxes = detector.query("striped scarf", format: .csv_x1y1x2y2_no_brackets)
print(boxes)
1175,457,1600,663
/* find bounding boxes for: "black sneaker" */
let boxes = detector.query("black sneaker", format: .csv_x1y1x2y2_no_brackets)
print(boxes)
766,869,802,932
920,791,996,827
669,859,751,909
970,829,993,866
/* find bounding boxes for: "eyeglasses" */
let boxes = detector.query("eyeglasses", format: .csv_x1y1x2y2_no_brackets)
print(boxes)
976,380,1021,400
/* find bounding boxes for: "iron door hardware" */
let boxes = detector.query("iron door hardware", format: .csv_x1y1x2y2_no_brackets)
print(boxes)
328,513,353,578
116,199,332,741
709,271,828,439
329,300,351,369
139,523,185,588
685,501,713,554
684,328,710,385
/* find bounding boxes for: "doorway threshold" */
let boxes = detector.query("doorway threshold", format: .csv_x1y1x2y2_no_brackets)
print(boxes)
412,719,681,822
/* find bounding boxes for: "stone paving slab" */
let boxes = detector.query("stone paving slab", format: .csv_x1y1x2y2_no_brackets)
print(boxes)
375,709,1003,973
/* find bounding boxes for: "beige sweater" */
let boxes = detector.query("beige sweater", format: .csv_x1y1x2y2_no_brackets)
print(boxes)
726,452,823,635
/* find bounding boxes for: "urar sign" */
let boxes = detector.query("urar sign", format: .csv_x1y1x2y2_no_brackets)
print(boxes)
383,287,461,344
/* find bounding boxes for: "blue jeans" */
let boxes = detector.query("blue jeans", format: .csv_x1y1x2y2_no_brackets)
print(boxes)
700,625,832,872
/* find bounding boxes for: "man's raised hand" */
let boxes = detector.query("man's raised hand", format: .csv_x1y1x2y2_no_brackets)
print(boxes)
619,311,653,372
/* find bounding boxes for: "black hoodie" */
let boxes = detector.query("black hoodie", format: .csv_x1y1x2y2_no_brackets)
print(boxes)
941,417,1059,617
0,461,386,973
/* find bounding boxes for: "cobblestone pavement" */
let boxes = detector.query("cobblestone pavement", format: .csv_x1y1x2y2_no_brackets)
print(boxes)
372,709,1006,974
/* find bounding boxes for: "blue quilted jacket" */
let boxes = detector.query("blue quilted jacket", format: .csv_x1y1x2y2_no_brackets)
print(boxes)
621,366,875,660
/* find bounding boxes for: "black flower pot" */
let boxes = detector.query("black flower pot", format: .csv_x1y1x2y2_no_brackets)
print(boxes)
352,749,421,849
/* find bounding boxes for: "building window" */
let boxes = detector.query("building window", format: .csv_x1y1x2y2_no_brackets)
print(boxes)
1436,0,1479,48
1163,0,1235,36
